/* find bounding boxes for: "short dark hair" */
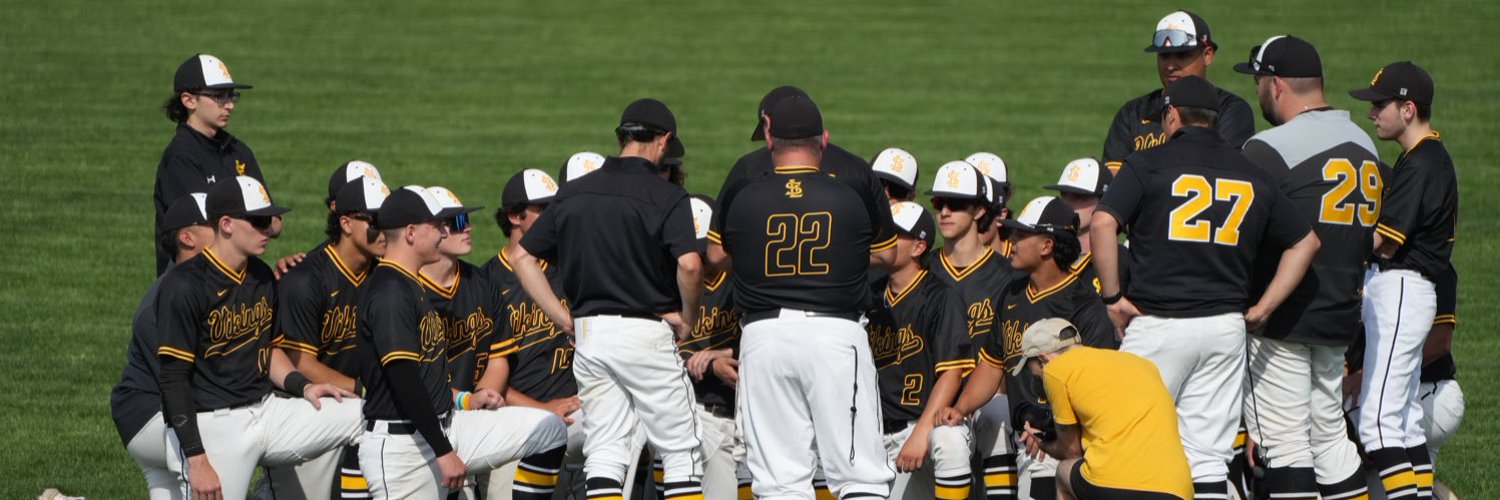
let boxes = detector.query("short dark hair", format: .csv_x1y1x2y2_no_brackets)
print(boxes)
1398,98,1433,121
1049,232,1081,269
771,136,823,153
1284,76,1324,95
1175,106,1219,127
158,229,180,259
325,212,343,243
162,93,189,123
494,204,527,237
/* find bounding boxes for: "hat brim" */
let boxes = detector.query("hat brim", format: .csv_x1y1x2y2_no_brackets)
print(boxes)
1232,62,1271,75
203,82,254,90
924,190,986,201
873,171,915,191
1044,183,1101,196
244,205,291,217
1008,356,1031,376
667,136,685,158
1144,44,1200,54
749,119,767,141
1348,87,1392,102
999,218,1040,233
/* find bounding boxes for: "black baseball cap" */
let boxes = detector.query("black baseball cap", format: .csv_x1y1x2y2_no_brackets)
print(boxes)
162,193,210,232
767,95,823,140
1001,196,1079,236
206,176,290,218
326,160,382,204
1150,75,1219,119
1349,61,1434,105
334,176,389,214
1144,11,1216,53
376,186,463,230
619,98,685,158
890,201,937,249
751,85,811,140
1233,35,1322,78
173,54,253,92
502,169,560,207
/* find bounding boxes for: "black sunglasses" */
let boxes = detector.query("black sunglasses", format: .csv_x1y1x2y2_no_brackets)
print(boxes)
930,198,977,211
241,215,273,230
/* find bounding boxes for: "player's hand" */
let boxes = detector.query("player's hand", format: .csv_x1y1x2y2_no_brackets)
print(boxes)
659,311,693,342
1343,369,1363,403
1018,422,1046,461
687,350,730,380
1244,304,1271,332
936,407,966,426
471,388,505,410
545,396,582,424
895,427,929,472
303,383,355,410
436,451,467,490
273,252,307,279
1107,297,1142,339
711,357,740,387
187,454,224,500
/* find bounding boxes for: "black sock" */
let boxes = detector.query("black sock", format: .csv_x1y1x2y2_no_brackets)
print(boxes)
586,476,624,500
1193,481,1229,500
1262,467,1318,499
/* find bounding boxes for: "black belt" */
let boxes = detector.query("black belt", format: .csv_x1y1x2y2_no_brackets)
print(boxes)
883,419,912,434
365,413,451,435
701,402,734,420
742,309,861,326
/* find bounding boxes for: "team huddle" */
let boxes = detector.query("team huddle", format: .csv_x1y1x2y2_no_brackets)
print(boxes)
110,10,1464,500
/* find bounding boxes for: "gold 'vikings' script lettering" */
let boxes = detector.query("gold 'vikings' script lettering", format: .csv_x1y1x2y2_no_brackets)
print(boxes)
1134,131,1168,152
868,323,925,370
446,307,495,351
320,304,359,346
509,302,557,338
692,305,741,340
206,297,273,357
419,311,446,361
966,298,994,338
999,318,1027,364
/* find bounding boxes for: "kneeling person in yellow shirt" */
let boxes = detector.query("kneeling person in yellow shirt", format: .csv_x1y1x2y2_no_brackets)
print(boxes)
1013,318,1191,500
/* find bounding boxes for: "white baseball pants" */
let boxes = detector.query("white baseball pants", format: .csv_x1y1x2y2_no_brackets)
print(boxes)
1417,380,1465,464
1359,268,1437,451
883,421,973,499
358,406,567,499
1243,335,1362,483
127,412,180,500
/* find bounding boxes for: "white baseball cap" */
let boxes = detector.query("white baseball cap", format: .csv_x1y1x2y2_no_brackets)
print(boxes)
333,176,390,214
690,195,716,241
425,186,483,214
1044,158,1110,196
871,148,919,190
1009,318,1082,375
890,201,936,247
964,152,1010,188
327,160,383,203
560,151,607,183
926,161,989,201
206,176,289,217
502,169,560,206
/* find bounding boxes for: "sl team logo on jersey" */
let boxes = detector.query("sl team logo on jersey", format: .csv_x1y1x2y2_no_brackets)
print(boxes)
235,160,247,176
418,311,447,362
785,178,803,199
867,323,925,370
966,298,994,338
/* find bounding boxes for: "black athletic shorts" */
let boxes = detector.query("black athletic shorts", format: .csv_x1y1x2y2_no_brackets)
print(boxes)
1070,460,1181,500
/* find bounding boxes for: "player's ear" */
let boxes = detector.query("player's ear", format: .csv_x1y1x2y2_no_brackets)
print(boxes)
820,130,830,149
180,91,197,111
217,215,235,235
339,214,356,236
1202,46,1215,65
912,240,928,259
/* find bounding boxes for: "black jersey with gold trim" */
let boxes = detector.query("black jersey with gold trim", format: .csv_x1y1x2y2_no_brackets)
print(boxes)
1066,245,1131,296
678,271,742,411
419,260,501,392
274,245,370,377
481,251,577,401
1375,133,1458,281
1102,86,1255,174
983,273,1115,422
925,247,1016,345
155,248,277,410
866,270,974,422
359,261,451,420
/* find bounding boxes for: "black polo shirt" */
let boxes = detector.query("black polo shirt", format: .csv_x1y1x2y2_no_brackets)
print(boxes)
520,156,698,317
1102,85,1255,174
153,124,265,274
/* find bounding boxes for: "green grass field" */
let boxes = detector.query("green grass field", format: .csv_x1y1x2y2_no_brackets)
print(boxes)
2,0,1495,497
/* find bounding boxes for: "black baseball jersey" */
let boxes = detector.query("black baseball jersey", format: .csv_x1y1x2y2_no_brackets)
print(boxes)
520,156,698,317
273,245,370,376
1375,133,1458,281
1241,109,1386,345
866,270,973,422
1066,245,1131,296
481,251,577,401
155,249,276,410
153,124,265,274
717,165,898,313
110,273,170,445
677,271,743,412
359,262,451,420
710,144,895,249
1098,127,1312,317
1102,85,1255,173
418,261,502,392
983,272,1116,425
925,247,1017,343
1424,266,1458,382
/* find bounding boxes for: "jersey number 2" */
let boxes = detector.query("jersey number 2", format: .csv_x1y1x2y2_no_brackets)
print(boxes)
1168,175,1255,246
1318,159,1381,226
765,212,832,276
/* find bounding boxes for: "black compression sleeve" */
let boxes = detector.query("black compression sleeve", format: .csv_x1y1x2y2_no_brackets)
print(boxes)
158,357,204,456
384,360,454,456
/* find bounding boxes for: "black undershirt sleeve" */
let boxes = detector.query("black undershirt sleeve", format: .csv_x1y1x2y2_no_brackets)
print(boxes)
158,357,204,456
384,360,454,456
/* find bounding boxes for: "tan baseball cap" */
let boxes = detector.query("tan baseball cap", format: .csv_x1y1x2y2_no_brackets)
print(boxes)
1009,318,1082,375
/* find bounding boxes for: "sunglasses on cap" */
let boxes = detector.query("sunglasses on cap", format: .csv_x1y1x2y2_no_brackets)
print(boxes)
1153,29,1202,50
930,197,977,211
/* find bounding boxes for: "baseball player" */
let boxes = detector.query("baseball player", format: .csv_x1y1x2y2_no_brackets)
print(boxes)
923,160,1018,500
1348,60,1458,499
964,152,1013,258
112,193,211,499
357,186,567,499
512,98,706,499
1041,158,1130,295
1089,76,1320,498
942,196,1116,500
154,54,273,274
1009,319,1193,500
1233,35,1381,499
156,177,363,500
871,148,920,203
711,94,897,499
266,175,388,499
1102,11,1254,175
865,201,975,500
669,194,753,500
417,186,572,499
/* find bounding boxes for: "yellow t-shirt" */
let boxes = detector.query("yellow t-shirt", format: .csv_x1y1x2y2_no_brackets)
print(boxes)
1042,346,1192,499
